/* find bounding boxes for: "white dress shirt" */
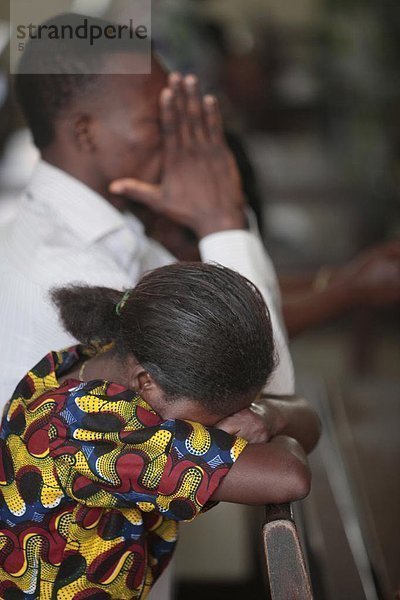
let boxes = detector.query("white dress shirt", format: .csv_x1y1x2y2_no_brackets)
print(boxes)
0,160,294,407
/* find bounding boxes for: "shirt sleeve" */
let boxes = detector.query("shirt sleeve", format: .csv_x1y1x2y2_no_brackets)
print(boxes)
50,388,247,522
199,220,295,396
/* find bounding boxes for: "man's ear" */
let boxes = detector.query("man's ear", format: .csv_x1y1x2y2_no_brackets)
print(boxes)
73,114,96,152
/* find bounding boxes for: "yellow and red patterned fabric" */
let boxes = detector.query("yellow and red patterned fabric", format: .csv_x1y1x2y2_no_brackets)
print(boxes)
0,346,247,599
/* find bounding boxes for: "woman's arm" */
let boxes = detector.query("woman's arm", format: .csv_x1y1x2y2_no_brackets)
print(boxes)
216,395,321,454
211,435,311,505
255,395,322,454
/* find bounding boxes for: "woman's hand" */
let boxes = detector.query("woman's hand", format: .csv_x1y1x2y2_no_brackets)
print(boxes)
216,395,321,454
215,408,271,444
109,73,246,239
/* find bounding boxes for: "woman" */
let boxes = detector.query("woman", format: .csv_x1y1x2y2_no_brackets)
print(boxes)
0,263,319,599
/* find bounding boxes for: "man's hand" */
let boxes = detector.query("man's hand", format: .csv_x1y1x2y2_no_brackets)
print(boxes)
335,240,400,308
109,73,246,239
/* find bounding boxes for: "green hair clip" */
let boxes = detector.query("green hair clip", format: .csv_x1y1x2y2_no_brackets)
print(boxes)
115,290,131,316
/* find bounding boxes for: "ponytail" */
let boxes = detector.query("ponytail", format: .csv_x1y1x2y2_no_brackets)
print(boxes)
51,285,127,345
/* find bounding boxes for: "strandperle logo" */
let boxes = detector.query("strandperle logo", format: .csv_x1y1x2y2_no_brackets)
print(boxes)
9,0,152,75
16,18,149,50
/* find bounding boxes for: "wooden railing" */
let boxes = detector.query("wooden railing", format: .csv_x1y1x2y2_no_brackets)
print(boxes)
263,503,314,600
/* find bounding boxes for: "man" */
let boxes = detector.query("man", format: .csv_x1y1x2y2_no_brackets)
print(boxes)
0,15,294,405
0,14,318,599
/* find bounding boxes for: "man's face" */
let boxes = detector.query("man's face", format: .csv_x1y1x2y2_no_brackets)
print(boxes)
84,54,168,186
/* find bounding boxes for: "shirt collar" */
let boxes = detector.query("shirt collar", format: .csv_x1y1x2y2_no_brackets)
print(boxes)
12,344,156,412
26,160,126,243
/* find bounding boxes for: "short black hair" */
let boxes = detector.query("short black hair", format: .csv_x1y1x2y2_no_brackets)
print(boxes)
52,263,277,414
15,12,146,149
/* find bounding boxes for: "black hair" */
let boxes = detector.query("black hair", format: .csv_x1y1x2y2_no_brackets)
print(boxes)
52,263,277,413
15,12,147,149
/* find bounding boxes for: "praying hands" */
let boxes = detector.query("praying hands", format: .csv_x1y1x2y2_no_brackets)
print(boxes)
109,73,246,238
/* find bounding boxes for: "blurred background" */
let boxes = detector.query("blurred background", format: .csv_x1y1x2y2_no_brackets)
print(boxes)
1,0,399,598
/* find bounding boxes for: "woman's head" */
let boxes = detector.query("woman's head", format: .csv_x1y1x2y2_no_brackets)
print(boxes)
52,263,277,415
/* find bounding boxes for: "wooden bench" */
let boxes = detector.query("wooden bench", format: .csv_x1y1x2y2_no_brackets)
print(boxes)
263,503,314,600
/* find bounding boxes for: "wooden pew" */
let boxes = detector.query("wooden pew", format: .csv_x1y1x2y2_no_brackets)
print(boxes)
263,503,314,600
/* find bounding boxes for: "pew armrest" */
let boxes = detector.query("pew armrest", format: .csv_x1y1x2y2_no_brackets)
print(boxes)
263,503,314,600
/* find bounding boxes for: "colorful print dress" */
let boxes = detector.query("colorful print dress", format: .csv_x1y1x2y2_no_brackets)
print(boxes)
0,346,247,600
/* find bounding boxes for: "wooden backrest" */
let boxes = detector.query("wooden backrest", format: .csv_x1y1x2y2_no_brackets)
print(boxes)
262,504,314,600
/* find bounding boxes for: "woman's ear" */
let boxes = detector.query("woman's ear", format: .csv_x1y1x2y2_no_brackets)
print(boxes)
127,360,157,397
137,371,153,395
127,361,147,392
125,356,166,412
